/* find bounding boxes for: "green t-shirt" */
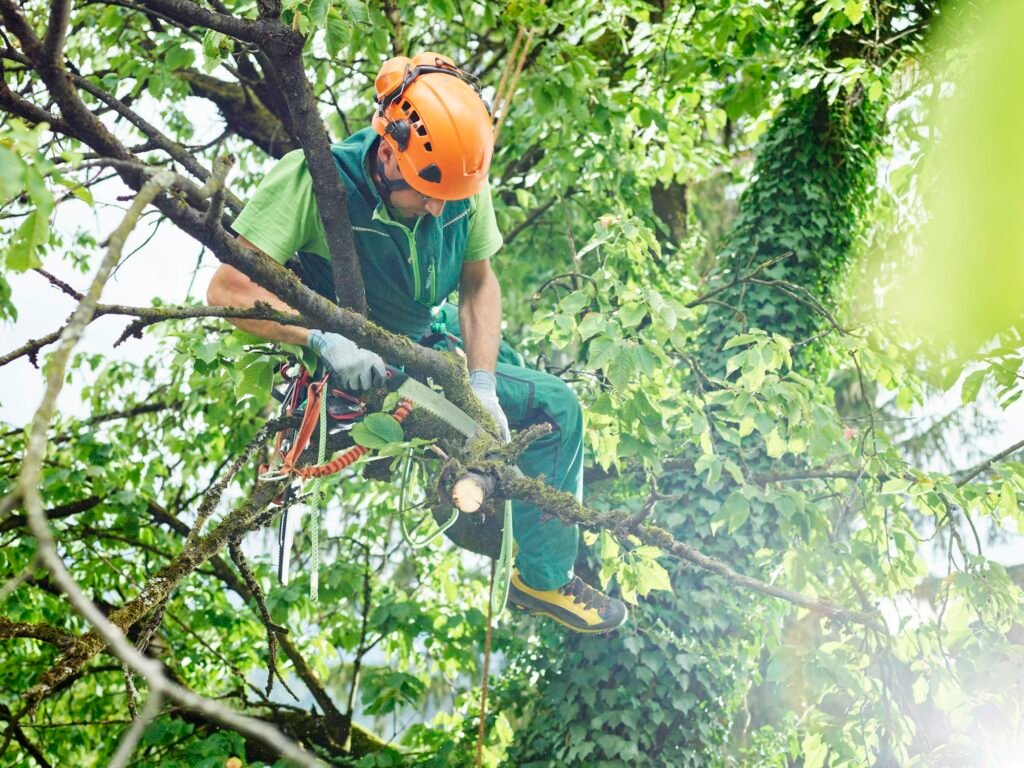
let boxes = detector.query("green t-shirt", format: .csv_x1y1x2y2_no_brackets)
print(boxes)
232,148,503,268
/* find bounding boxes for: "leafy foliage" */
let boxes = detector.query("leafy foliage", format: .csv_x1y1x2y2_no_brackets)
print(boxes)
3,0,1022,766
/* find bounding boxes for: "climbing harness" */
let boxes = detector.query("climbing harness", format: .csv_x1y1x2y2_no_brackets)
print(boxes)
261,363,514,614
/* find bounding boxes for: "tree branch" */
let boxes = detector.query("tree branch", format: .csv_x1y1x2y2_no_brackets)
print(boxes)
138,0,270,44
41,0,72,65
0,616,74,648
495,467,885,631
0,158,323,767
956,438,1024,488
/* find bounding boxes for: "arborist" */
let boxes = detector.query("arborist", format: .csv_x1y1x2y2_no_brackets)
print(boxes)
206,52,626,634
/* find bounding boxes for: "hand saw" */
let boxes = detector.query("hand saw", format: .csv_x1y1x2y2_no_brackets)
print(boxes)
384,366,482,440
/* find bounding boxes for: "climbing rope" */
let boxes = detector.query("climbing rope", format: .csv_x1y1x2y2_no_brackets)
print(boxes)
399,451,460,549
308,385,328,602
492,500,514,616
475,560,496,768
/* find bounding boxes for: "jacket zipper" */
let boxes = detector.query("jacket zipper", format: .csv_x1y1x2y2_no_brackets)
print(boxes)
374,206,427,303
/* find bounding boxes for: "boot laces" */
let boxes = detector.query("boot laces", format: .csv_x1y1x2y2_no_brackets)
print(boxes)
559,577,610,617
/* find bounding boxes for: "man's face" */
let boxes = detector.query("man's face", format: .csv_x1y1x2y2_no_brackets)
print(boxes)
378,145,447,219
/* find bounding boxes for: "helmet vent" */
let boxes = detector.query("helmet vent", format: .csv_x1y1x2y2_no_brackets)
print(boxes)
418,164,442,183
423,142,432,152
415,123,428,137
401,100,411,112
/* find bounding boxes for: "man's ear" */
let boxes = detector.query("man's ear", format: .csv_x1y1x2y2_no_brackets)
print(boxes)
378,141,396,171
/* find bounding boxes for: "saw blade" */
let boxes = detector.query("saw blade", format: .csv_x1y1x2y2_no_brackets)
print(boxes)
389,373,482,439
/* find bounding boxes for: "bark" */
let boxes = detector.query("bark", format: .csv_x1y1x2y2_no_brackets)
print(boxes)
651,179,688,247
179,70,296,158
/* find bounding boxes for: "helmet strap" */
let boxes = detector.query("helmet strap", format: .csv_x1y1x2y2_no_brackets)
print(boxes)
373,143,420,205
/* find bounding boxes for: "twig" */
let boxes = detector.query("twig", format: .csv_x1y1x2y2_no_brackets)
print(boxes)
187,419,281,547
504,190,575,247
33,268,81,299
956,438,1024,488
228,538,298,701
0,556,39,603
0,301,308,368
108,689,164,768
685,252,794,310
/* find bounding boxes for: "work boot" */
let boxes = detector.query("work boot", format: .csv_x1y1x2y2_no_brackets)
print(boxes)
509,569,628,634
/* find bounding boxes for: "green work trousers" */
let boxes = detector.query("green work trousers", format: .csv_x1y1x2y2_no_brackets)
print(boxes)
436,305,582,590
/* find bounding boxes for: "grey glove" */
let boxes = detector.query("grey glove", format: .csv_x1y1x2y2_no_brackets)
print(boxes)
470,369,510,441
307,329,387,391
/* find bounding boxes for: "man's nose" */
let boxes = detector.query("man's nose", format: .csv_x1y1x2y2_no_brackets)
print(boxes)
425,198,445,217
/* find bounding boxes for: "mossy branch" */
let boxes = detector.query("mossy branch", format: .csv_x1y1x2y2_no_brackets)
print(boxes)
491,466,885,631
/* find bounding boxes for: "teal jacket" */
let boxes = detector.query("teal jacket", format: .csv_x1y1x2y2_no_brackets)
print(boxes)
296,128,472,339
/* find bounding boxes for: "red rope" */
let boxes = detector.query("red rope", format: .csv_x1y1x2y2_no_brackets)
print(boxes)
284,397,414,479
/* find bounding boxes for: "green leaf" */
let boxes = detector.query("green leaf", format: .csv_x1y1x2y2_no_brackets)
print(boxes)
880,478,911,495
325,14,349,56
844,0,865,25
307,0,331,27
235,359,274,403
867,79,884,102
559,290,590,315
164,44,195,71
351,412,404,448
699,427,714,456
618,301,647,328
194,341,221,364
723,333,757,350
598,530,620,560
764,428,786,459
634,559,672,595
607,346,636,390
722,459,744,484
961,368,987,405
6,210,48,271
0,145,24,201
54,176,94,205
578,312,605,341
341,0,370,25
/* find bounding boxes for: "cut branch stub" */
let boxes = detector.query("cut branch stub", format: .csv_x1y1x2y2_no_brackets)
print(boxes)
452,471,495,513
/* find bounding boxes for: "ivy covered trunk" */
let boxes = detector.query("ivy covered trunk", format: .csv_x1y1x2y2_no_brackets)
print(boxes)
507,86,884,765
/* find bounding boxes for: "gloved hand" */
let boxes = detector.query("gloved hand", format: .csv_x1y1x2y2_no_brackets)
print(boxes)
470,369,510,441
306,330,387,391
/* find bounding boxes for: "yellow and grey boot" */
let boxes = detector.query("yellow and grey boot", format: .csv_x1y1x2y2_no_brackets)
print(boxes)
509,569,628,634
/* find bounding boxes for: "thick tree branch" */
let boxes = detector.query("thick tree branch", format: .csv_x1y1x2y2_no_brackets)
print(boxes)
138,0,270,44
0,616,74,648
145,500,367,747
41,0,72,65
0,497,101,534
260,49,366,313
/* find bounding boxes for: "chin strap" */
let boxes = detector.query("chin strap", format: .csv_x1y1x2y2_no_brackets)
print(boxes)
373,143,424,205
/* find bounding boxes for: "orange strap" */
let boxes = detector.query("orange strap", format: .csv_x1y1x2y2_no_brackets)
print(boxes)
277,386,414,480
280,377,329,474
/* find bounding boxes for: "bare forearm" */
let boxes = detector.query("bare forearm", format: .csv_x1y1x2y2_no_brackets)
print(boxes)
459,269,502,372
207,264,310,346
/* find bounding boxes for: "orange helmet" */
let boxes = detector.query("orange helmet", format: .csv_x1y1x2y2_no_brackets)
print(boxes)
372,52,493,201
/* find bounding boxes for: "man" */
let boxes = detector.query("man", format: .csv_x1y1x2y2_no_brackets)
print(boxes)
207,52,626,634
